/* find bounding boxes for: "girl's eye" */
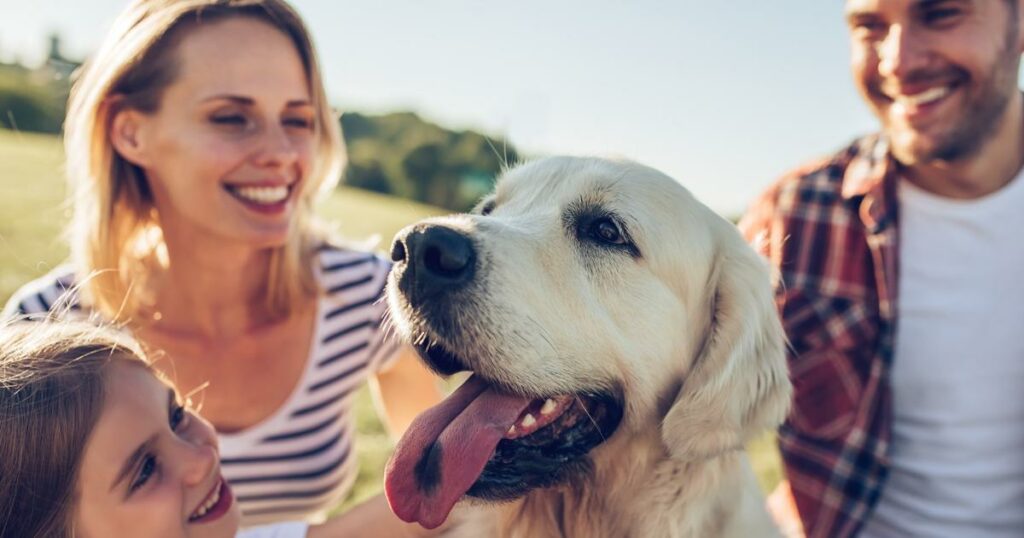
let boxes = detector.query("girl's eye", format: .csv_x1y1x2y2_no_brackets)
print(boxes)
170,404,187,431
130,455,157,492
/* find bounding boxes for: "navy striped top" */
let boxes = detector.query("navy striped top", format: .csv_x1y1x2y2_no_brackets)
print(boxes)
2,245,401,526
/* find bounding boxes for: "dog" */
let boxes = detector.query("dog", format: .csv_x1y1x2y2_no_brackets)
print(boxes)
382,156,791,537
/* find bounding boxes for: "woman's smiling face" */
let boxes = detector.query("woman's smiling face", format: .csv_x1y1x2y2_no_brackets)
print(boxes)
113,15,317,249
74,361,240,538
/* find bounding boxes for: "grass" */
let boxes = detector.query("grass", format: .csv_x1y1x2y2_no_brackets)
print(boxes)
0,129,782,512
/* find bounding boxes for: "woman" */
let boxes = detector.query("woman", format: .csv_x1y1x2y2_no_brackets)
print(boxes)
2,0,441,526
0,320,437,538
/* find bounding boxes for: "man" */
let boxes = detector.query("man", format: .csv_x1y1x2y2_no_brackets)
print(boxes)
740,1,1024,536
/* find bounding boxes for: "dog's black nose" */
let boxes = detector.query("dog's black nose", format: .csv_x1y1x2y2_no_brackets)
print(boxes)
392,224,476,297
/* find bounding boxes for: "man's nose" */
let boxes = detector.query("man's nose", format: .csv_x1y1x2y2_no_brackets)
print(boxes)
877,24,928,81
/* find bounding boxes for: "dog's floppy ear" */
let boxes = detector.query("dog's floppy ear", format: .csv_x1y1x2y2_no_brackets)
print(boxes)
662,226,792,460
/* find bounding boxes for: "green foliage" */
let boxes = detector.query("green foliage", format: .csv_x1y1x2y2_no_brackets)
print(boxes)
341,111,520,211
0,69,64,133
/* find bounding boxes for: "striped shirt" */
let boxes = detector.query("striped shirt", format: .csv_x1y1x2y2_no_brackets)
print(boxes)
2,245,402,526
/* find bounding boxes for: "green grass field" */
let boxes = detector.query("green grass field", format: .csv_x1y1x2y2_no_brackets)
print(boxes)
0,129,781,512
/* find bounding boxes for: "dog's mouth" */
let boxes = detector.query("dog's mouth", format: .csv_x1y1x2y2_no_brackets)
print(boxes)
384,338,623,529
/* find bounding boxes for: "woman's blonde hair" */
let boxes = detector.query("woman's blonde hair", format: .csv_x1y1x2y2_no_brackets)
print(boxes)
64,0,344,322
0,321,151,538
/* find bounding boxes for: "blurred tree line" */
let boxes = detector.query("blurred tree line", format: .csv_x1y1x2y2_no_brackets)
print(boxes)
0,37,519,212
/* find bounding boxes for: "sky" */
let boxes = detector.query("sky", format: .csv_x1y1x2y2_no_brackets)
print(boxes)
0,1,881,216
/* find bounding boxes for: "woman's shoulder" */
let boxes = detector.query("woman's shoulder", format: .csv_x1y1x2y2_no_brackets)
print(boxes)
2,264,82,319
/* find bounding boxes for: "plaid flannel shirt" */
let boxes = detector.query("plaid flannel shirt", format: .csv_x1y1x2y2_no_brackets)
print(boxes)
739,134,899,538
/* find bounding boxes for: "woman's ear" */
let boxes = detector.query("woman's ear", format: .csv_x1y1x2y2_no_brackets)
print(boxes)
108,101,151,168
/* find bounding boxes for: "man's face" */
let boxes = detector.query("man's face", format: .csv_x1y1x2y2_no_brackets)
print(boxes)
846,0,1024,164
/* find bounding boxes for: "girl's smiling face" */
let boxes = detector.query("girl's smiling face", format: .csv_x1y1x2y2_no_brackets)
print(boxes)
74,361,240,538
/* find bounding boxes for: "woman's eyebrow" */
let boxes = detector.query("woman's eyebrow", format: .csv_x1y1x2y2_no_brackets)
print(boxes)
199,94,312,107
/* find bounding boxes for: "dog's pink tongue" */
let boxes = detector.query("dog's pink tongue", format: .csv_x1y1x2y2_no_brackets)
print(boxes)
385,375,532,529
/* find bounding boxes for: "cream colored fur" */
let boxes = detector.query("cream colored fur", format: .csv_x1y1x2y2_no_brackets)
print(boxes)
391,157,792,538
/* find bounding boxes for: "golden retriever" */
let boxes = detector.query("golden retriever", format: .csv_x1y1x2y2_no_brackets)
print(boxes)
382,157,791,537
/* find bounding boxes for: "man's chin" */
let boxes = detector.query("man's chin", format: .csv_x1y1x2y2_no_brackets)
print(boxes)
887,128,962,165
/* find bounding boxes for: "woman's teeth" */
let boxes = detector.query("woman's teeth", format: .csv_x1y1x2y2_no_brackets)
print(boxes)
190,481,222,520
232,185,289,204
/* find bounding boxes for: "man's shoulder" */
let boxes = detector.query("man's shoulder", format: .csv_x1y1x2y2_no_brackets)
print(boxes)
740,136,878,253
762,137,871,210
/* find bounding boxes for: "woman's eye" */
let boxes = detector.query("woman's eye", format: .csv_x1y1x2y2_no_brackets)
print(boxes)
284,117,315,129
210,114,247,126
130,455,157,492
590,218,625,245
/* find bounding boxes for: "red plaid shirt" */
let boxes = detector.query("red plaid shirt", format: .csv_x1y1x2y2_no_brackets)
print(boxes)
739,134,899,538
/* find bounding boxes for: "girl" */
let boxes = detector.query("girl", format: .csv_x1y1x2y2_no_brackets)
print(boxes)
0,320,437,538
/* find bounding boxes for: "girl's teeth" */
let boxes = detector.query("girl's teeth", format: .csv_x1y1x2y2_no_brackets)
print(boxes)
192,482,221,519
233,185,289,204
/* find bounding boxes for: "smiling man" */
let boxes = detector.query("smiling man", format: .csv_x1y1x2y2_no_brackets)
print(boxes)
740,0,1024,537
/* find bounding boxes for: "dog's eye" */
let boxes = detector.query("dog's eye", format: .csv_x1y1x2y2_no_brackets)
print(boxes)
479,199,496,216
590,218,625,245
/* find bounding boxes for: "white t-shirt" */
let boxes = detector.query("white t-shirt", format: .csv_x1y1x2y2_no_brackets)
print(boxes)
861,173,1024,537
238,521,308,538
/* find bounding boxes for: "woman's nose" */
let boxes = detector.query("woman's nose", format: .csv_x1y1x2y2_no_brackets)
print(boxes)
254,123,300,169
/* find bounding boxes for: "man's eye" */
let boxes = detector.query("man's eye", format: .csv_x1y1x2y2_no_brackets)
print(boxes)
923,8,961,25
130,455,157,492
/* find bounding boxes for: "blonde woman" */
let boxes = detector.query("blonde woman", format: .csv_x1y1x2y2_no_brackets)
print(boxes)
3,0,442,527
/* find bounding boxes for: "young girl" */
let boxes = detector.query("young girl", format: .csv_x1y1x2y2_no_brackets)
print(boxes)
0,320,438,538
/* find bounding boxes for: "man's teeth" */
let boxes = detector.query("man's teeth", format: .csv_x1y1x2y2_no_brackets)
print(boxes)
192,482,221,519
893,86,951,107
232,185,289,204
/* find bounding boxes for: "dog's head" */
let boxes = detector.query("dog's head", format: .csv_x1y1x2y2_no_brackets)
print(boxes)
383,157,791,528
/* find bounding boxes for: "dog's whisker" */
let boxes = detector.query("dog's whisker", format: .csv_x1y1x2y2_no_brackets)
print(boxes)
575,395,607,442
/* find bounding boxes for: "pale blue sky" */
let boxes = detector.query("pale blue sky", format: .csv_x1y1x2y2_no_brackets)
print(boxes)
0,1,880,216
